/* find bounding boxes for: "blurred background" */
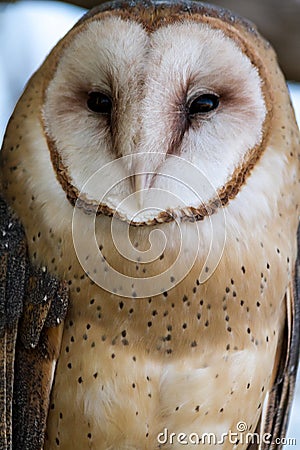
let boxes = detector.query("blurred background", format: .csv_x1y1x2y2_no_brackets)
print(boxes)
0,1,299,448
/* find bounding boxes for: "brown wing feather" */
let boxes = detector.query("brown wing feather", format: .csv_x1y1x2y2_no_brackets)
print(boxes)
0,196,69,450
0,196,27,450
257,226,300,450
12,326,65,450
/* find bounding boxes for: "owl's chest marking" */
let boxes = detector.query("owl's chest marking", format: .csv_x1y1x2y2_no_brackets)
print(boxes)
44,218,286,450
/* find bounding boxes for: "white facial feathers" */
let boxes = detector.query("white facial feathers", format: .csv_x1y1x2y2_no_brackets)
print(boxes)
43,17,266,221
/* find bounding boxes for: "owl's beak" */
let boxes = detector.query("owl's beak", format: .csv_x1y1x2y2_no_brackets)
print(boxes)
132,173,150,209
130,152,165,209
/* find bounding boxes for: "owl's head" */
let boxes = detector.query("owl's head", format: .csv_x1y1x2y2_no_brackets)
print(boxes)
42,0,278,225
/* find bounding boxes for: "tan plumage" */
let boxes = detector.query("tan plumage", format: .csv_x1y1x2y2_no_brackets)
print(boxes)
0,1,299,449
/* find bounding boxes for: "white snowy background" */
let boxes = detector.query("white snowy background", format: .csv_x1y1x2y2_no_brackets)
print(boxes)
0,2,299,448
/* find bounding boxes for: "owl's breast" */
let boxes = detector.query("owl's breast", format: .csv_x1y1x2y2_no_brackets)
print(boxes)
45,211,287,450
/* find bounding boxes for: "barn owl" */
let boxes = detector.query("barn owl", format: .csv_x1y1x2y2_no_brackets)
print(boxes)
0,1,299,449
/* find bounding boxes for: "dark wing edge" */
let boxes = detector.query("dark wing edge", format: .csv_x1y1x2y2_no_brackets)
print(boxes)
0,196,69,450
259,224,300,450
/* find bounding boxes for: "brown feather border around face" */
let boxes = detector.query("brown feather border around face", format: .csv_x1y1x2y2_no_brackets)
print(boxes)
42,0,274,227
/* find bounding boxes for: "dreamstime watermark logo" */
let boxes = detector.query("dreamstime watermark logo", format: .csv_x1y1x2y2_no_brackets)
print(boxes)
72,153,226,297
157,422,297,446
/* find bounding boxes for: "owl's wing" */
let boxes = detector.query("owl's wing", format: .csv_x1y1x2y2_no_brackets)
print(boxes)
0,196,69,450
258,227,300,450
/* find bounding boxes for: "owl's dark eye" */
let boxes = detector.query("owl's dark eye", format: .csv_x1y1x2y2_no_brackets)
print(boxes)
87,92,112,114
188,93,220,115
